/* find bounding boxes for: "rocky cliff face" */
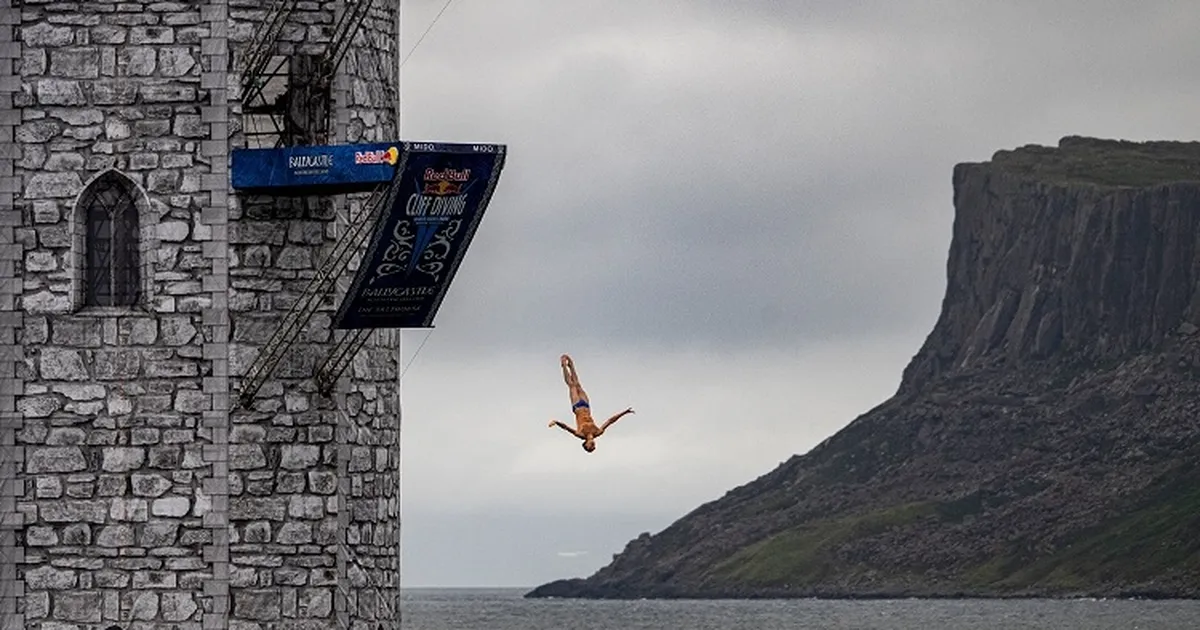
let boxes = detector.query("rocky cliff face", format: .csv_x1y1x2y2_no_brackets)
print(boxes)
528,137,1200,599
904,137,1200,390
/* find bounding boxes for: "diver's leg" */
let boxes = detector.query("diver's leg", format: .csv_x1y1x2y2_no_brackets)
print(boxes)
562,354,589,405
572,382,590,406
561,354,582,384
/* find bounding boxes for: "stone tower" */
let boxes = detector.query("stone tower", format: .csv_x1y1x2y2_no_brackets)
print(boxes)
1,0,403,628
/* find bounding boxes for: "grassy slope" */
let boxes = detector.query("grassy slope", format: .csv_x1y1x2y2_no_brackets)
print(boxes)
709,470,1200,595
968,473,1200,593
710,502,938,588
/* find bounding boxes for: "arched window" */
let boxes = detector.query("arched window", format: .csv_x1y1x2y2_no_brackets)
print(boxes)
78,172,142,307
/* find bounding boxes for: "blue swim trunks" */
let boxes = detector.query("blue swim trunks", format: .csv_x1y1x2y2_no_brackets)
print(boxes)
572,400,590,411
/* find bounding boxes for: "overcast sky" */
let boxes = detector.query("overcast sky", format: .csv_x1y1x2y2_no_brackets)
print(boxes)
391,0,1200,587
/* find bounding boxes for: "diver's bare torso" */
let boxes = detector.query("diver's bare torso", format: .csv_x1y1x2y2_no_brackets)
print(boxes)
573,411,601,439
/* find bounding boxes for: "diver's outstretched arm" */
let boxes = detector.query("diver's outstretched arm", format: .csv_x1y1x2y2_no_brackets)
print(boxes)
598,407,635,433
548,420,582,438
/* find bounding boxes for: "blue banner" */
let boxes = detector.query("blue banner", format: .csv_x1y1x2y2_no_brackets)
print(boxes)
231,142,403,194
333,141,507,329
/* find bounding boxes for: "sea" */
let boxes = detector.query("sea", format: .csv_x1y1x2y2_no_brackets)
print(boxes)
400,588,1200,629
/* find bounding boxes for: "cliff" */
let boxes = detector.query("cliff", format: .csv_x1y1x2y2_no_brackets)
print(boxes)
527,136,1200,599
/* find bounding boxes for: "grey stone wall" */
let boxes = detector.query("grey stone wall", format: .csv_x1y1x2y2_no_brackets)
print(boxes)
331,3,402,624
1,0,24,627
340,2,399,143
9,0,402,628
16,1,215,628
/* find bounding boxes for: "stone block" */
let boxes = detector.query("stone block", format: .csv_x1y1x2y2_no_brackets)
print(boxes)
149,445,183,469
93,79,139,105
229,496,286,521
132,571,177,589
141,521,180,546
34,79,85,106
91,25,128,45
95,524,135,547
233,590,281,622
24,446,85,474
171,388,208,413
280,445,320,470
21,23,74,47
202,274,228,291
38,347,87,380
152,496,191,517
23,565,76,590
108,497,149,522
24,171,82,199
130,26,175,45
50,319,102,347
15,385,55,412
102,447,146,473
201,139,224,157
128,591,159,621
92,349,141,380
287,495,325,520
162,592,200,622
228,443,265,469
200,6,224,21
131,473,172,497
44,426,86,445
40,499,109,524
141,83,196,103
160,47,197,77
49,47,99,79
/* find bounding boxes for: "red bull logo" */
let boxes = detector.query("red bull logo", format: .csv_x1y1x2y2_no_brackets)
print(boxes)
422,180,464,196
420,167,471,196
354,146,400,165
423,167,471,182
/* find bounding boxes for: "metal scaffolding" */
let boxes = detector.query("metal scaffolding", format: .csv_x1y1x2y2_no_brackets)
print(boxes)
236,176,397,408
239,0,381,148
236,0,398,408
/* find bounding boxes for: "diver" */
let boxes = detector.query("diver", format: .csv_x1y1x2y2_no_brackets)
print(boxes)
548,354,634,452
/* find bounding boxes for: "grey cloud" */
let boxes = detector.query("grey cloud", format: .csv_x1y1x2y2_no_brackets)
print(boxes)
399,9,961,353
391,0,1200,586
403,0,1200,355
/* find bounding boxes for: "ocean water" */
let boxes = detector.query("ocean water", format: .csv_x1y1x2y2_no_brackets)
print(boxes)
401,588,1200,629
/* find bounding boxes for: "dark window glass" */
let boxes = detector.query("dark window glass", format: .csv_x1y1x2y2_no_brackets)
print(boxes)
82,173,140,307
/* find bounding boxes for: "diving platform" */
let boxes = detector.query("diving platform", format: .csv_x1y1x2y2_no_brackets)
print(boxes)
232,140,508,405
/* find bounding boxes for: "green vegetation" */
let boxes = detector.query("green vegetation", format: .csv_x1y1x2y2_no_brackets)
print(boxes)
711,502,937,587
933,491,985,523
711,473,1200,594
990,136,1200,188
966,475,1200,593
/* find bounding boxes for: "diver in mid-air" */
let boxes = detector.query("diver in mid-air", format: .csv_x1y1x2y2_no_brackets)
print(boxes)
548,354,634,452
